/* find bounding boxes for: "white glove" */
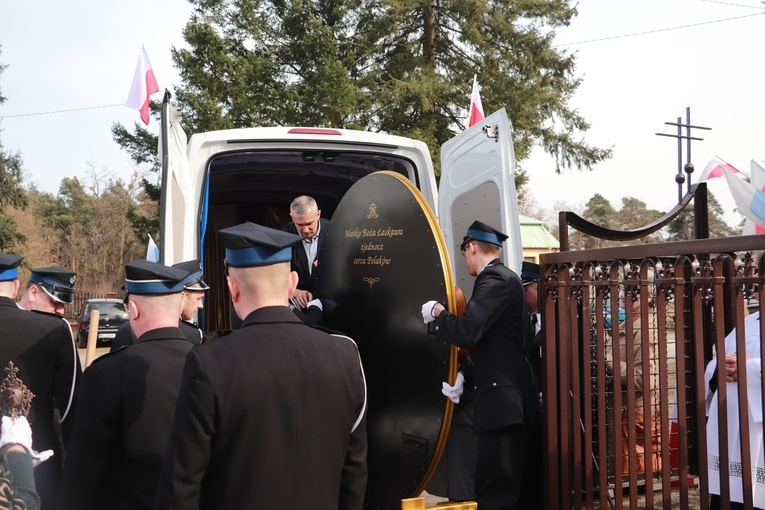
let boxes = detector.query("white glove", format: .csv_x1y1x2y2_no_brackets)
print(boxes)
306,298,323,311
1,416,54,466
441,372,465,404
421,301,438,324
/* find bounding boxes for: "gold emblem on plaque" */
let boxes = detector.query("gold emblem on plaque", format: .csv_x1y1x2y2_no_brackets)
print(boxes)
362,277,380,289
367,203,379,219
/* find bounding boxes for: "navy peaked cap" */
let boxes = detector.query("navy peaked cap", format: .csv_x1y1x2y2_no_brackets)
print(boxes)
0,254,23,282
219,222,302,267
462,220,508,248
521,261,541,285
171,260,209,291
29,266,77,304
125,259,190,295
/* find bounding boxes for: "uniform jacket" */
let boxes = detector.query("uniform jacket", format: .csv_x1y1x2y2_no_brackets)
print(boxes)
155,306,368,510
111,319,201,351
0,296,81,508
282,217,330,293
57,327,192,510
432,259,539,432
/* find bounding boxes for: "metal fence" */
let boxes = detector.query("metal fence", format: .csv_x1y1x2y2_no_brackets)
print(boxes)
540,234,765,509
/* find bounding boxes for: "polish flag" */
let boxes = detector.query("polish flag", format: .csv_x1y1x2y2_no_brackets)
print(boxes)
146,234,160,262
723,167,765,229
743,159,765,234
126,47,159,125
468,74,484,127
698,155,739,182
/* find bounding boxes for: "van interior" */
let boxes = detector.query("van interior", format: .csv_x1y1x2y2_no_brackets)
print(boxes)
201,149,419,331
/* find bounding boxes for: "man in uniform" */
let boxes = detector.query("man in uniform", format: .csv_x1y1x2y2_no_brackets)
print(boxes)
421,221,541,510
110,259,208,350
521,261,542,391
18,266,77,316
173,259,208,343
0,255,81,509
58,259,193,510
156,221,368,510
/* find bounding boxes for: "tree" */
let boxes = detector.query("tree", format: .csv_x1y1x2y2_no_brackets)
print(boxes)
0,48,28,251
30,174,148,293
113,0,611,221
172,0,609,171
667,192,738,241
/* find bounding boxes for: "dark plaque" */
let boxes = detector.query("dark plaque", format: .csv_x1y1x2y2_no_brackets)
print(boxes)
315,171,456,509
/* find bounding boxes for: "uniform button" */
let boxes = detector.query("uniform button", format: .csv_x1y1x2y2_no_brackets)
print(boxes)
474,386,477,390
434,326,439,331
492,382,497,387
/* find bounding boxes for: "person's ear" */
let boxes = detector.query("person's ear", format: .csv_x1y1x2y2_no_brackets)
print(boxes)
11,280,19,300
316,209,321,219
288,271,299,298
227,275,240,304
128,299,140,321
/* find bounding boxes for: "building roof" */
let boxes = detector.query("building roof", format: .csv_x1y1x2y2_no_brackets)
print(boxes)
519,215,560,250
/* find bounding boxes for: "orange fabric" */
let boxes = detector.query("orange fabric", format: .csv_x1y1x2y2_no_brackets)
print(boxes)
621,411,662,474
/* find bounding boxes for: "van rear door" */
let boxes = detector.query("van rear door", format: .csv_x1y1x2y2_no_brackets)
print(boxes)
439,108,523,296
159,92,196,265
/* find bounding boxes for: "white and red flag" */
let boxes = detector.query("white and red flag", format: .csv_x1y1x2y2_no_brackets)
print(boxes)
698,155,740,182
468,74,484,127
743,159,765,235
126,47,159,125
723,167,765,229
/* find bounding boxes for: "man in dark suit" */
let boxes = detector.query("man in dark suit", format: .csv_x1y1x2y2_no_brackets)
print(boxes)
282,195,330,308
110,260,208,351
0,256,81,509
57,260,192,510
156,221,368,510
422,221,541,510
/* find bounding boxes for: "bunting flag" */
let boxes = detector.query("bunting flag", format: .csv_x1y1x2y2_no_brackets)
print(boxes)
468,74,484,127
698,155,739,182
743,159,765,234
146,234,160,263
723,168,765,229
126,47,159,125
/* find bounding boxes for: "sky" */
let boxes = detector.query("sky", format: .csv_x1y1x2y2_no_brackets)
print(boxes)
1,0,764,229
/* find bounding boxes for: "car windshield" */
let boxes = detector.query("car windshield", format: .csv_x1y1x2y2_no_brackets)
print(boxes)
89,302,127,319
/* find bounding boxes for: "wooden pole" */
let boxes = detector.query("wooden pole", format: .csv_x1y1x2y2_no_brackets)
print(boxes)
84,310,100,368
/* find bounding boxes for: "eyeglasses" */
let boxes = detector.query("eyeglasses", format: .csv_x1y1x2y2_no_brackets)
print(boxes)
223,259,229,277
460,241,474,257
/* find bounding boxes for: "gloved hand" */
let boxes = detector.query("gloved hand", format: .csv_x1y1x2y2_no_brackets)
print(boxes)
306,299,323,311
441,372,465,404
421,301,438,324
1,416,54,466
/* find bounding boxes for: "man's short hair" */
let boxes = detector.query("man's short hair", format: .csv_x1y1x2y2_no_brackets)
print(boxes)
290,196,318,217
472,240,501,255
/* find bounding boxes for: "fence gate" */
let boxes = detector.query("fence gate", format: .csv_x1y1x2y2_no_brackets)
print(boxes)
541,184,765,509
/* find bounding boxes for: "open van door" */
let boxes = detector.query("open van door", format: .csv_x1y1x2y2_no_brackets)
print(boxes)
439,108,523,297
159,91,197,265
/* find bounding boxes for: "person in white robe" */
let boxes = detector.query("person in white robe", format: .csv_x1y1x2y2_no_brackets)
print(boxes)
705,311,764,510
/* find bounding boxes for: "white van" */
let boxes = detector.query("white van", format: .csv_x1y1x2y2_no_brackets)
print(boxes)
158,93,524,506
160,95,523,327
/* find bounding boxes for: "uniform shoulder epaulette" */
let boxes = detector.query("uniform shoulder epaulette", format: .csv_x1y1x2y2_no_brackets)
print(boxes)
202,329,234,344
29,309,64,319
180,319,199,328
88,345,129,366
309,324,345,336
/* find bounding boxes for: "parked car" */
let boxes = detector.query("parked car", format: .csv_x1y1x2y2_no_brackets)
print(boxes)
76,298,129,348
